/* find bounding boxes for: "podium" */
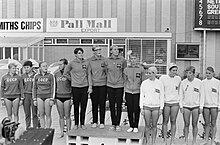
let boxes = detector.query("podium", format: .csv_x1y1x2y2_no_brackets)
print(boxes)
66,125,144,145
10,128,54,145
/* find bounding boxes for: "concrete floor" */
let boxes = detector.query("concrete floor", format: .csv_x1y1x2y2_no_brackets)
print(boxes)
0,99,219,145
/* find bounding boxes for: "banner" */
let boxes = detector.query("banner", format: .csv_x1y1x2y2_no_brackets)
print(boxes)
47,18,117,32
195,0,220,29
0,19,43,32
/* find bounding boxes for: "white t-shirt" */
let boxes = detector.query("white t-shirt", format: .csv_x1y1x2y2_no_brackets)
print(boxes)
159,75,181,104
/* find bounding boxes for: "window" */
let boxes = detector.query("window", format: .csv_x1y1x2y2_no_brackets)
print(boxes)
44,39,52,44
113,39,125,44
93,39,105,44
176,43,200,60
57,39,68,44
0,47,3,59
81,39,92,44
5,47,11,59
69,39,80,44
13,47,18,60
127,39,168,74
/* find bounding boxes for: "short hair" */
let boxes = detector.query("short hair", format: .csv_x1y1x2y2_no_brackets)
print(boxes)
74,48,84,54
206,66,214,73
110,45,118,51
185,66,195,74
148,66,158,74
23,60,33,67
130,52,139,58
39,61,46,67
8,63,17,69
59,58,68,65
92,45,101,51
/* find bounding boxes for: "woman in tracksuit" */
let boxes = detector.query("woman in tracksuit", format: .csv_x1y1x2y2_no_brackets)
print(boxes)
124,53,145,133
159,63,181,145
22,60,39,129
54,58,72,137
1,63,24,123
140,66,164,145
105,45,127,131
64,48,92,130
201,67,220,145
179,66,202,145
88,45,107,129
33,61,55,128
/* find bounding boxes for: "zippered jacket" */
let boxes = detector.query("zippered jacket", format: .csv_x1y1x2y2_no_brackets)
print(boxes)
88,55,107,86
105,56,127,88
33,72,55,100
21,72,36,95
1,73,24,99
64,58,92,88
124,65,145,94
54,70,72,98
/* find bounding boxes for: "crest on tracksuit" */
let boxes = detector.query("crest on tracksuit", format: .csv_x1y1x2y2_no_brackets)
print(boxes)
117,64,122,68
136,73,141,78
82,65,87,69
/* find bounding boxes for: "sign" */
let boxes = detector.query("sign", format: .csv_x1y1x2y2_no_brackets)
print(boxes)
47,18,117,32
176,43,200,60
195,0,220,29
0,19,43,32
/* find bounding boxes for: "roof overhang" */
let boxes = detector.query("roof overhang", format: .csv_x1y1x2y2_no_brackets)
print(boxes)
0,37,44,47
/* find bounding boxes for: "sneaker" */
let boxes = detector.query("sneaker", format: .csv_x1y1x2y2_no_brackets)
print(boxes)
127,128,133,133
91,123,97,128
115,126,121,132
109,126,115,131
73,125,78,130
133,128,138,133
99,124,105,129
81,125,86,129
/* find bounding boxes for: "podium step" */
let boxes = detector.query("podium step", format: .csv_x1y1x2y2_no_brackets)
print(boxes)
66,125,144,145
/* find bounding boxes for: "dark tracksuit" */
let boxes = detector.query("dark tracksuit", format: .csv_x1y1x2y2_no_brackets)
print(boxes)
54,70,72,101
1,73,24,100
124,65,145,128
22,72,39,128
33,73,55,101
88,55,107,124
64,58,92,126
105,55,127,126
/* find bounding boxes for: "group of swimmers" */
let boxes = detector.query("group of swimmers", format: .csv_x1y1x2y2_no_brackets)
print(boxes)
0,45,219,145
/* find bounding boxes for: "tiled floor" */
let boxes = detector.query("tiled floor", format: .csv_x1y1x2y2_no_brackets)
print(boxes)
0,99,219,145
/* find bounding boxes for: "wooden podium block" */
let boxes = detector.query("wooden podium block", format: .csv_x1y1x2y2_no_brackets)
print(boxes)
66,125,144,145
10,128,54,145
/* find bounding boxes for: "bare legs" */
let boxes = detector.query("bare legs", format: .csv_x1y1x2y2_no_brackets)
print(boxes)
143,109,160,145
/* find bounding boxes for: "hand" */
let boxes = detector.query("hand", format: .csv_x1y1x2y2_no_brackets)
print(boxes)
180,108,183,114
19,100,23,106
1,100,5,106
140,108,144,115
87,87,92,94
33,100,37,106
159,109,163,116
70,99,73,105
199,108,203,114
49,100,54,106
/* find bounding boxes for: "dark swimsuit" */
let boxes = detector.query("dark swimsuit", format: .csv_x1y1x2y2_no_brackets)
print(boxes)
6,98,17,102
183,106,199,111
56,97,71,103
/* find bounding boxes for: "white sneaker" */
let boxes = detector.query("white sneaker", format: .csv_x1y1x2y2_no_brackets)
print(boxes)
99,124,105,129
133,128,138,133
127,128,133,132
91,123,97,128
